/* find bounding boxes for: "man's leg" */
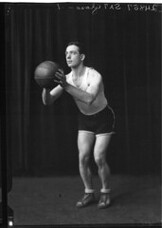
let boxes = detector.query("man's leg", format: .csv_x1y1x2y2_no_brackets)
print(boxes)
76,131,95,207
94,133,112,208
77,131,95,191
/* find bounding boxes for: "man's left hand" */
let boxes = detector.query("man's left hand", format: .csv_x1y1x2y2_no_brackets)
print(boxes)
55,69,67,88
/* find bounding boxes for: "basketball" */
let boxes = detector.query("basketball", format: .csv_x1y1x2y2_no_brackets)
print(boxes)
34,61,60,89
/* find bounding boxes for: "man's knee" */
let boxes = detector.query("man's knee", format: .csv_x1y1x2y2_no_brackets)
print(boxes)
94,154,106,167
79,151,90,166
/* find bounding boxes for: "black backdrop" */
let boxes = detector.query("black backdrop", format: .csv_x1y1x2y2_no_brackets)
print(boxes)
4,3,161,177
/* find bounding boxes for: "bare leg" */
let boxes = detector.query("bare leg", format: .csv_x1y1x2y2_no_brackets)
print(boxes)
77,131,95,191
93,134,112,208
94,134,112,190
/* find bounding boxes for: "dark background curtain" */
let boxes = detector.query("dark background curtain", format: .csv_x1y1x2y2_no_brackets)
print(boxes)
4,3,161,177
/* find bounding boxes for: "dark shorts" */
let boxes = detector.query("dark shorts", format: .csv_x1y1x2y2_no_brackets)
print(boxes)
78,105,115,136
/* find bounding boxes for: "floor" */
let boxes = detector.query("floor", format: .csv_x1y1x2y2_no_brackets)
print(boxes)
7,174,161,226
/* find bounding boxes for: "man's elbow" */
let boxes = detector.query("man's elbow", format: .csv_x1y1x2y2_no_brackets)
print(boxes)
42,98,53,106
42,99,49,106
43,100,49,106
86,95,95,106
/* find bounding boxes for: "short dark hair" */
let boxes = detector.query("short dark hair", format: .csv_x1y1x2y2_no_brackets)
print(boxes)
66,41,85,55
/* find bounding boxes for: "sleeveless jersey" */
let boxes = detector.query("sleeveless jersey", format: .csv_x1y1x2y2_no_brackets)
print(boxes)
66,67,108,115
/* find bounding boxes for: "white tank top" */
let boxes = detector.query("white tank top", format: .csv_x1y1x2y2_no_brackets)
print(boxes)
66,67,108,115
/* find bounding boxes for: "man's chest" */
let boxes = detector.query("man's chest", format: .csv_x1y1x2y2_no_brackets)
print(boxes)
72,75,90,90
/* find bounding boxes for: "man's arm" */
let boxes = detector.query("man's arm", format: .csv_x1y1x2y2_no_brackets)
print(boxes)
64,79,101,105
55,69,102,105
42,85,64,105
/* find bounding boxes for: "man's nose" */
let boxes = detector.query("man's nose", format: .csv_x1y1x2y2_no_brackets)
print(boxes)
66,53,71,59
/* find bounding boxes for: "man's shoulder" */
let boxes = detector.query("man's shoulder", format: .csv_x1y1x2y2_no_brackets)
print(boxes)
87,67,101,78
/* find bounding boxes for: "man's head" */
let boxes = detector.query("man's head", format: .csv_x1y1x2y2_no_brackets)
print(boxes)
65,41,85,68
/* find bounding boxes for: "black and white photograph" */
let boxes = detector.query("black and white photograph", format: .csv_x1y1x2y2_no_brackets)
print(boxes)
0,1,161,227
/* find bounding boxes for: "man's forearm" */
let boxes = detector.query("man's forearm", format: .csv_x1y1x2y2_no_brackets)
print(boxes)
64,83,94,105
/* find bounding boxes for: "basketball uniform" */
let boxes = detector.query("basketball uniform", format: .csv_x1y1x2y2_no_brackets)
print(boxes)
66,67,115,136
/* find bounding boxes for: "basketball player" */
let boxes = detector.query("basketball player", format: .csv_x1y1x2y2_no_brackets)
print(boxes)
42,41,115,209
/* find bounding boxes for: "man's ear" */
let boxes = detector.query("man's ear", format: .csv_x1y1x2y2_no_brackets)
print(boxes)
80,54,85,61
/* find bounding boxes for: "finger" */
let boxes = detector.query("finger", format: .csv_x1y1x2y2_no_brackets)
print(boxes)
55,69,63,76
58,68,64,74
55,72,62,78
55,71,62,76
54,79,62,84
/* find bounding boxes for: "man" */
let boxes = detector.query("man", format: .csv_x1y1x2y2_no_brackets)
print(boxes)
42,41,115,209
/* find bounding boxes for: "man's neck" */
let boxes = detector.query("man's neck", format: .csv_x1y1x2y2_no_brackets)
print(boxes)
71,64,86,78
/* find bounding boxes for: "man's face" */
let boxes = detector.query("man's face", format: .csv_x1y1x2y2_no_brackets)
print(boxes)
65,45,82,68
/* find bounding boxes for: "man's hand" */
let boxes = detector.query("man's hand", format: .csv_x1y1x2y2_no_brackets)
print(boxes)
55,69,67,88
